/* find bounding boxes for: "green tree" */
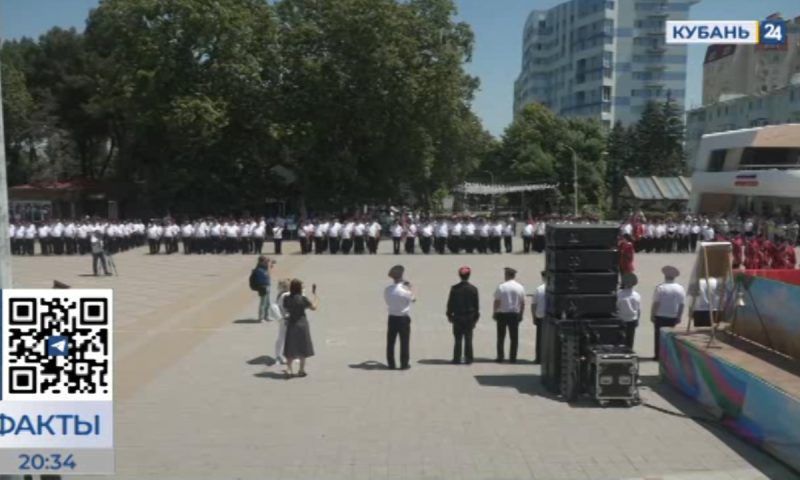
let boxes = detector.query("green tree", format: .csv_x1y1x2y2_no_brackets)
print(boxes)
274,0,483,211
605,121,635,212
85,0,281,213
0,59,36,184
492,103,607,214
630,99,686,177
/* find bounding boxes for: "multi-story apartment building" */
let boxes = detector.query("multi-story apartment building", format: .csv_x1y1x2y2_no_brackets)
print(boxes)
513,0,697,128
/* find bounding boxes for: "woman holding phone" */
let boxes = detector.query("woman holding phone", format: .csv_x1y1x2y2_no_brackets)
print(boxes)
282,279,319,378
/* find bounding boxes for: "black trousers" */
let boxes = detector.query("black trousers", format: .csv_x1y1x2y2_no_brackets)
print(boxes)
420,237,432,254
367,237,378,254
495,313,521,361
464,237,475,253
523,237,532,253
478,237,488,253
329,238,341,254
354,237,365,254
392,237,402,254
434,237,446,254
625,321,638,350
689,233,699,252
274,239,282,254
452,321,475,363
405,237,415,254
534,316,543,362
387,315,411,369
314,237,325,254
504,236,512,253
653,316,678,360
341,238,353,254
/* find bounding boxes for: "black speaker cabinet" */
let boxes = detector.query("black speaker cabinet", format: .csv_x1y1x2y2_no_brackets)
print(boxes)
547,272,618,295
546,293,618,319
546,249,619,272
546,224,619,250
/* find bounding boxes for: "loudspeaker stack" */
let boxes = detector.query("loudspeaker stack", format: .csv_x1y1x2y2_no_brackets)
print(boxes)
541,224,622,401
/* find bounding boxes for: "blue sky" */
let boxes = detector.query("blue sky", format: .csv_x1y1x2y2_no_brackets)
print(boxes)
1,0,798,136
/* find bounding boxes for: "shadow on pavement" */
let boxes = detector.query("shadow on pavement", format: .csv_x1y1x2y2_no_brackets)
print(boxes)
644,379,798,480
253,372,290,380
419,358,536,365
474,374,550,396
233,318,262,324
248,355,277,366
349,360,390,370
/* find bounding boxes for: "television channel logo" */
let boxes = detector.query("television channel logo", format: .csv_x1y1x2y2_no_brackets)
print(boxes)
666,20,786,46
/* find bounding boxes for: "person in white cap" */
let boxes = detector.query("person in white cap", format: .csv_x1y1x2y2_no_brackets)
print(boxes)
384,265,415,369
617,273,641,350
651,266,685,360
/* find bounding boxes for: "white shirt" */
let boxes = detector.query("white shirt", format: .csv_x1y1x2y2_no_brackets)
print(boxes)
465,223,476,236
702,226,715,241
436,223,449,237
25,226,36,239
38,226,50,238
273,226,283,239
479,225,490,237
492,224,503,236
694,278,720,312
522,224,534,237
535,223,546,235
494,280,526,314
533,283,546,319
354,223,366,236
342,223,354,239
422,225,433,237
407,224,417,238
391,225,404,237
622,223,633,236
653,281,686,319
77,226,89,239
329,223,341,238
617,288,641,322
15,226,25,239
384,282,414,316
503,224,514,236
368,222,381,238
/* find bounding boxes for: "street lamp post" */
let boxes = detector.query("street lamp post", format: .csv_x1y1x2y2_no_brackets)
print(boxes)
563,145,579,217
483,170,495,214
0,61,11,289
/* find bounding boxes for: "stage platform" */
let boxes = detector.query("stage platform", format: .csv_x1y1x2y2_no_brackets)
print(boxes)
660,329,800,473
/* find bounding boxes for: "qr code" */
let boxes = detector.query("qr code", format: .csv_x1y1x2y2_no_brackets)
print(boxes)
2,289,113,401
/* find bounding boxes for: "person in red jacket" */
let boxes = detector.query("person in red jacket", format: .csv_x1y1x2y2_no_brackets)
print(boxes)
744,237,761,270
619,234,635,274
785,240,797,269
762,237,776,269
731,234,744,269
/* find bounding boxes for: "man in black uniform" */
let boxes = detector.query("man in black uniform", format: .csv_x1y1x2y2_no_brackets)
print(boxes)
446,266,480,364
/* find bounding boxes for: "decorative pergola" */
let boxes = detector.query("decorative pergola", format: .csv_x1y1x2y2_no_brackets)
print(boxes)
453,182,558,195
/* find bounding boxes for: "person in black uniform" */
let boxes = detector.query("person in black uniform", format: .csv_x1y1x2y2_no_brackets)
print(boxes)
446,266,480,364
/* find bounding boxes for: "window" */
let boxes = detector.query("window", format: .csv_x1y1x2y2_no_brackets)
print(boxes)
602,86,612,101
708,150,726,172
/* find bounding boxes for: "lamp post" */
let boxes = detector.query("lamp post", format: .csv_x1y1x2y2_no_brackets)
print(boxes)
0,60,11,289
482,170,495,214
562,145,579,217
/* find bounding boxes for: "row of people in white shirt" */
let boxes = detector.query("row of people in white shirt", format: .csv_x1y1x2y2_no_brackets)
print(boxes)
8,221,146,255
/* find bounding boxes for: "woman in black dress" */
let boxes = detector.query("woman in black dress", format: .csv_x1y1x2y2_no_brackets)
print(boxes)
282,279,319,378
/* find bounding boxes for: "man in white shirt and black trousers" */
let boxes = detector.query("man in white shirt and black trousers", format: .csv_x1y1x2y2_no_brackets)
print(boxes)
651,266,686,360
493,267,526,363
384,265,415,370
529,270,547,364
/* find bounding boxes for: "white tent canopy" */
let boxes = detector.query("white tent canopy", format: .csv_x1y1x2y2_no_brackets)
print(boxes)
454,182,557,196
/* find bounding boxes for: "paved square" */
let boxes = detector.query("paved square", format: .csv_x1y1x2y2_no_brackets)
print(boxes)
10,243,799,480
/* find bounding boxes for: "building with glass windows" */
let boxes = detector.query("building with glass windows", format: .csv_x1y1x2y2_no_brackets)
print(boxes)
513,0,697,128
685,15,800,168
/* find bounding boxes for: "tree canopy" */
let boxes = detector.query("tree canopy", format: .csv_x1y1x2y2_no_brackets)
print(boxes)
2,0,492,215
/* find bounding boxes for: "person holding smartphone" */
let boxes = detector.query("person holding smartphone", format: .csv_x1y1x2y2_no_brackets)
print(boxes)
384,265,415,369
282,279,320,378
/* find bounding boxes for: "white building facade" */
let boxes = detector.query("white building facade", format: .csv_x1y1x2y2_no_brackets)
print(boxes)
513,0,696,128
686,15,800,168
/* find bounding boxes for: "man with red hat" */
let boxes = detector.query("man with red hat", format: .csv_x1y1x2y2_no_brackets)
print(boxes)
446,266,480,364
618,234,635,275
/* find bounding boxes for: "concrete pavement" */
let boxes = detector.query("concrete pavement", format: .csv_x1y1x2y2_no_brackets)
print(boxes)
10,242,798,480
